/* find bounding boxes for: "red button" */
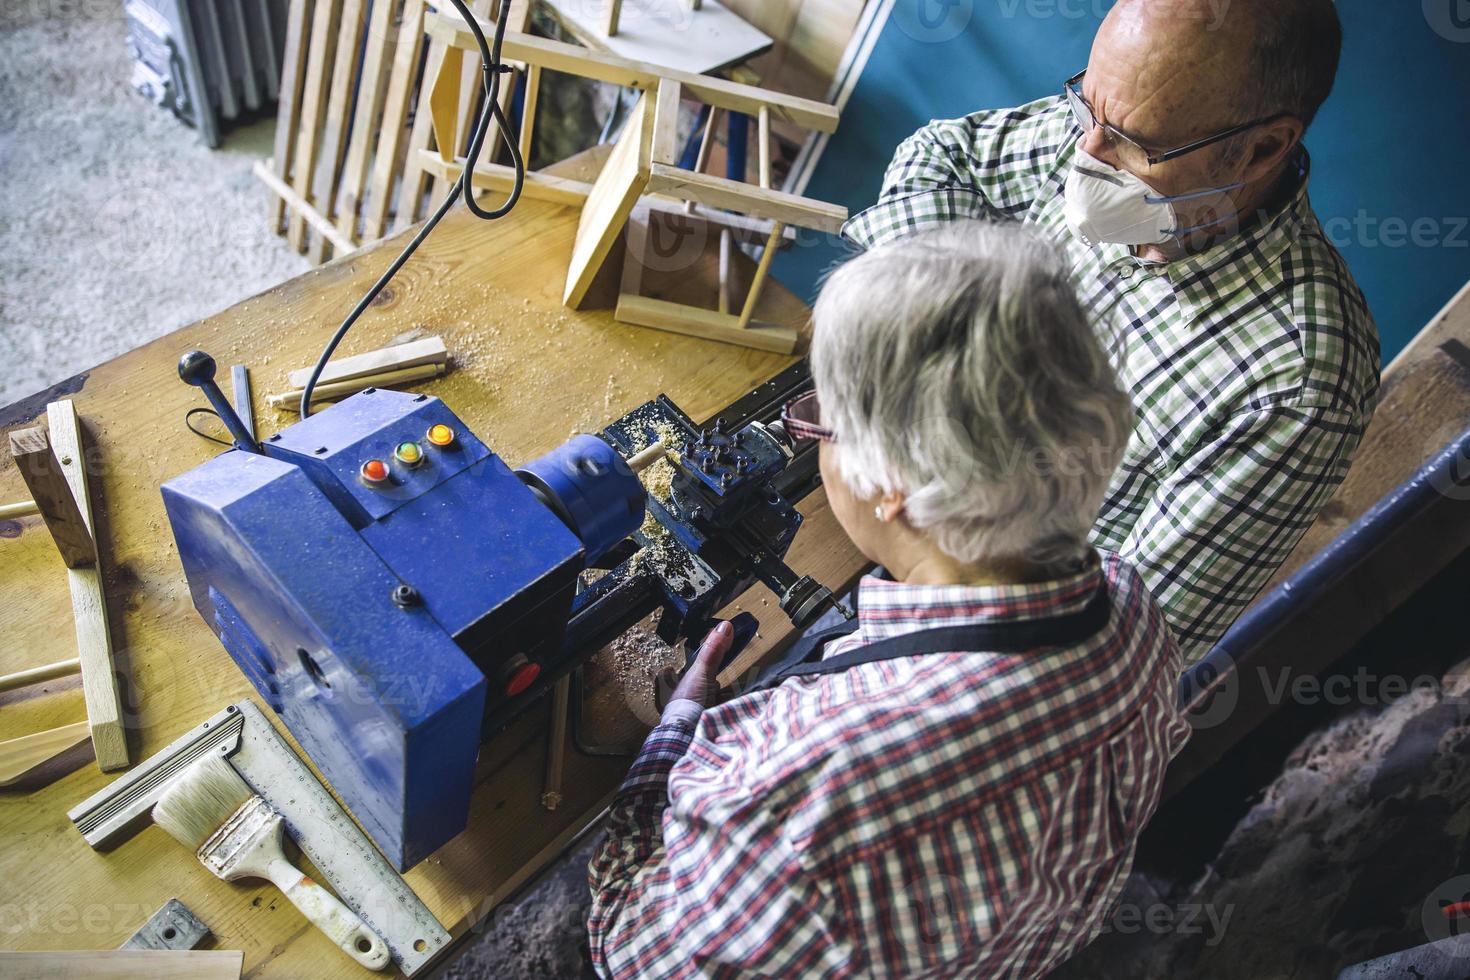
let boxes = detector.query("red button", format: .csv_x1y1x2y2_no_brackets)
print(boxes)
505,661,540,697
360,459,389,484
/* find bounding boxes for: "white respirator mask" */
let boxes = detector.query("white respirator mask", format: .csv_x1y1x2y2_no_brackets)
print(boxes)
1063,145,1245,247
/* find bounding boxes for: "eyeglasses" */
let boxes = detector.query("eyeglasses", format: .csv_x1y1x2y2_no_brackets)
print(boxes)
781,391,835,444
1064,69,1292,168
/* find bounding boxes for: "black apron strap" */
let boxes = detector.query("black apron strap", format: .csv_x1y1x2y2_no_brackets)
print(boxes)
751,583,1112,692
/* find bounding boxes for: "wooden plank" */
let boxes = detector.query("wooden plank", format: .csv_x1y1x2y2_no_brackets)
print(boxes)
0,657,81,694
267,363,450,410
0,950,244,979
650,78,682,166
288,0,345,253
616,293,799,353
421,150,596,206
9,426,95,568
646,162,847,232
518,64,541,163
268,0,313,233
0,721,91,787
428,41,466,164
335,0,402,243
425,13,841,133
0,499,39,520
287,336,448,389
47,400,128,772
308,0,368,264
364,0,427,241
563,90,657,308
253,160,358,255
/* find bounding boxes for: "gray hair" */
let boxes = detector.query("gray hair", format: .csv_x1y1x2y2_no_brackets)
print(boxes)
812,222,1133,568
1238,0,1342,130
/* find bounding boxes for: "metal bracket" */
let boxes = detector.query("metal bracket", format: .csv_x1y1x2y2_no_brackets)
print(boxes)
120,898,210,951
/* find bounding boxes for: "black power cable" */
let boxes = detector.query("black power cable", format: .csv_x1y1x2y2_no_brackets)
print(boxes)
296,0,524,418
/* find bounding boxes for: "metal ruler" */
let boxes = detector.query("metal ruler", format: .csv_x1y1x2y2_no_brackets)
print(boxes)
69,700,450,976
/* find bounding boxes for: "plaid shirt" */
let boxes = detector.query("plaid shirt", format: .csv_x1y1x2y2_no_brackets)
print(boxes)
588,552,1191,978
844,96,1380,660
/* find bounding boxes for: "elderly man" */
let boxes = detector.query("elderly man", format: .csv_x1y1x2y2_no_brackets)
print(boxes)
588,223,1191,978
845,0,1380,658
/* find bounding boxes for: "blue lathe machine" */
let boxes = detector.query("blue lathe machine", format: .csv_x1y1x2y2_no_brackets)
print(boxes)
162,352,845,869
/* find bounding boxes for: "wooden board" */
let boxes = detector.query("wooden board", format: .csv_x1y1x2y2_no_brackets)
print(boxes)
48,400,128,772
287,0,344,253
0,950,243,979
286,336,448,389
425,13,842,133
364,0,427,241
540,0,774,77
9,426,95,569
307,0,368,264
335,0,402,242
0,151,865,976
645,163,846,232
563,90,657,308
268,0,313,233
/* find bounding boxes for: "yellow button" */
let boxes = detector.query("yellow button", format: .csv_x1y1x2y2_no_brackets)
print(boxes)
427,424,455,448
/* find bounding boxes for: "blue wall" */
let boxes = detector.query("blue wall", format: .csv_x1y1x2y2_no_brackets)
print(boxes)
775,1,1470,363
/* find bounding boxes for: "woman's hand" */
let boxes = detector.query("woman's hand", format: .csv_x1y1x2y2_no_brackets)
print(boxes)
661,620,734,711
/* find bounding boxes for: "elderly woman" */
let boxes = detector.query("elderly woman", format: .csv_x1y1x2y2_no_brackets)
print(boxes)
587,222,1191,979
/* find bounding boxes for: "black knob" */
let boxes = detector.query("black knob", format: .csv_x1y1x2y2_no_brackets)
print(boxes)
178,350,218,386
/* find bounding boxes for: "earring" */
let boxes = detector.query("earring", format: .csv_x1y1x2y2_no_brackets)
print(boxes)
874,506,885,521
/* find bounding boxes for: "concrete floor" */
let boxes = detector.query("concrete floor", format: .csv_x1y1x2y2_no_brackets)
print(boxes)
0,3,309,408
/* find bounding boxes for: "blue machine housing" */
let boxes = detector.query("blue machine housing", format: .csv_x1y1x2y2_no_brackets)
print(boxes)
162,389,587,869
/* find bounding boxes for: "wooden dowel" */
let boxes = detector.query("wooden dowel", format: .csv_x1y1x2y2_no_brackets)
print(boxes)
718,230,733,314
627,441,667,474
757,105,771,190
0,658,82,694
738,222,784,330
604,0,622,37
540,675,571,811
0,499,39,520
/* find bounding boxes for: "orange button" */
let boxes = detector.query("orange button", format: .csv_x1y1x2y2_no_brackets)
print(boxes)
360,459,389,484
505,661,540,697
427,424,456,448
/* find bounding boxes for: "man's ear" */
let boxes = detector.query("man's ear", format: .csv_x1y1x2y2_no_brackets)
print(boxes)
1240,116,1304,183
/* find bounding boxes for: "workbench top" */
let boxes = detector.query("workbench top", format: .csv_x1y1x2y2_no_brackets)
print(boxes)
0,173,866,974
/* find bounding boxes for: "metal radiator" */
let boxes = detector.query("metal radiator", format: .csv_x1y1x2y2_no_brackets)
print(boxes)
124,0,289,148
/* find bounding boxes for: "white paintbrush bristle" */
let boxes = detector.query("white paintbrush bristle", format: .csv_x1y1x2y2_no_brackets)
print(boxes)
153,754,255,850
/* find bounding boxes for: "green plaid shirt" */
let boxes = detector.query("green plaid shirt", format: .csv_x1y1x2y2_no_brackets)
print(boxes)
844,96,1380,661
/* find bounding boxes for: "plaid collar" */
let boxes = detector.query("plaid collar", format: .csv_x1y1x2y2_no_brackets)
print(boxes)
849,553,1105,643
1087,150,1315,325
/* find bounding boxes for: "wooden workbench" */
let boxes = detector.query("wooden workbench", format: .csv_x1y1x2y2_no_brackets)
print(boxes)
0,169,865,974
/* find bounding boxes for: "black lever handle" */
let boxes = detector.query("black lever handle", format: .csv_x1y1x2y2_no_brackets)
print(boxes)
179,350,262,454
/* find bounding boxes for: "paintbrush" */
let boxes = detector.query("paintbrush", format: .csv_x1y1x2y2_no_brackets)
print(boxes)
153,753,391,971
